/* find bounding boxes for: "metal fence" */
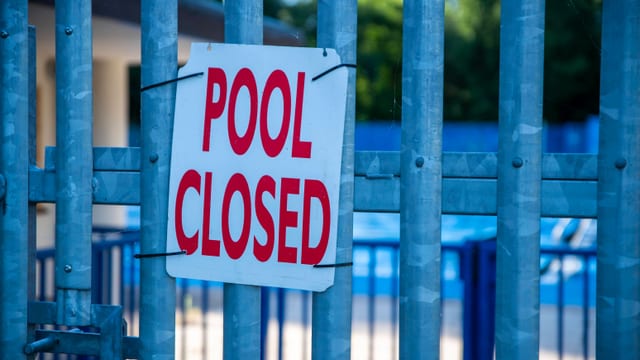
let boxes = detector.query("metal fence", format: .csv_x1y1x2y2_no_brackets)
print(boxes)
2,0,639,359
36,230,597,360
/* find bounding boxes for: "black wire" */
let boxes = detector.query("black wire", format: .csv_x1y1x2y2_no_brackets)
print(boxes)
134,250,187,259
311,64,357,82
140,72,204,92
313,261,353,268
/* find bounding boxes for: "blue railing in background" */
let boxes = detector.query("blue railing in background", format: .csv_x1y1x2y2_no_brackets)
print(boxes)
35,230,596,360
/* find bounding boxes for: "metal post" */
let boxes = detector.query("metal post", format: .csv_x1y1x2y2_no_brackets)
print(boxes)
400,0,444,359
223,1,263,359
27,24,37,357
495,0,545,359
54,0,93,326
312,1,357,359
399,0,444,359
28,24,36,299
596,0,640,358
0,0,29,358
139,0,178,358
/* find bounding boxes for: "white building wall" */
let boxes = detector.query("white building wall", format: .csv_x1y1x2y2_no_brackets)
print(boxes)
29,3,204,247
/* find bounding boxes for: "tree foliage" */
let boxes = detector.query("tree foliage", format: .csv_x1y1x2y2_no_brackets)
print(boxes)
444,0,501,121
261,0,602,122
543,0,602,122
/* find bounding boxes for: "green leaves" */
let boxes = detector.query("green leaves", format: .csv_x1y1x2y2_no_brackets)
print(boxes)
270,0,602,123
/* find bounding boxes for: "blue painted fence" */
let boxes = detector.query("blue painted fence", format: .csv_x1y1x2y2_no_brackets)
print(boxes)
35,229,596,359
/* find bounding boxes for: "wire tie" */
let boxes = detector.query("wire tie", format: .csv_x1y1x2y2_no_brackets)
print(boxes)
313,261,353,268
140,72,204,92
311,64,357,82
134,250,187,259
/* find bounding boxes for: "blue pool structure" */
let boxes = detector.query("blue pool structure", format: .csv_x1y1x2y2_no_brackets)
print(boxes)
351,212,596,306
349,119,598,306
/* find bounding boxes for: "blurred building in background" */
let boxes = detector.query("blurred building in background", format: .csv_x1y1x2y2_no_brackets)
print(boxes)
28,0,303,247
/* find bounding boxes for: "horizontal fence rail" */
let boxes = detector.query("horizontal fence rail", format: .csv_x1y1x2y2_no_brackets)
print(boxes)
30,148,598,218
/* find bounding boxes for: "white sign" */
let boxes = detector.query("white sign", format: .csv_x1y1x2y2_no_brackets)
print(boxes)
166,43,348,291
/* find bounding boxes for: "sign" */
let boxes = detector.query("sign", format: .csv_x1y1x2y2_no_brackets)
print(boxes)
166,43,348,291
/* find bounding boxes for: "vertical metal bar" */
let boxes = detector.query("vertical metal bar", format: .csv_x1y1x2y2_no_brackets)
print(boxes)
180,283,187,360
399,0,444,359
277,288,285,360
596,1,640,358
27,25,37,357
202,281,210,359
119,245,125,314
479,241,497,360
462,243,478,360
222,1,263,359
0,0,29,357
367,246,378,360
302,291,310,360
582,259,589,360
495,0,545,358
105,249,113,303
313,1,357,359
224,0,263,45
391,247,398,360
139,0,178,357
368,248,376,360
558,256,565,358
54,0,93,326
128,242,136,328
260,287,269,360
39,258,47,301
91,246,101,304
28,23,36,300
